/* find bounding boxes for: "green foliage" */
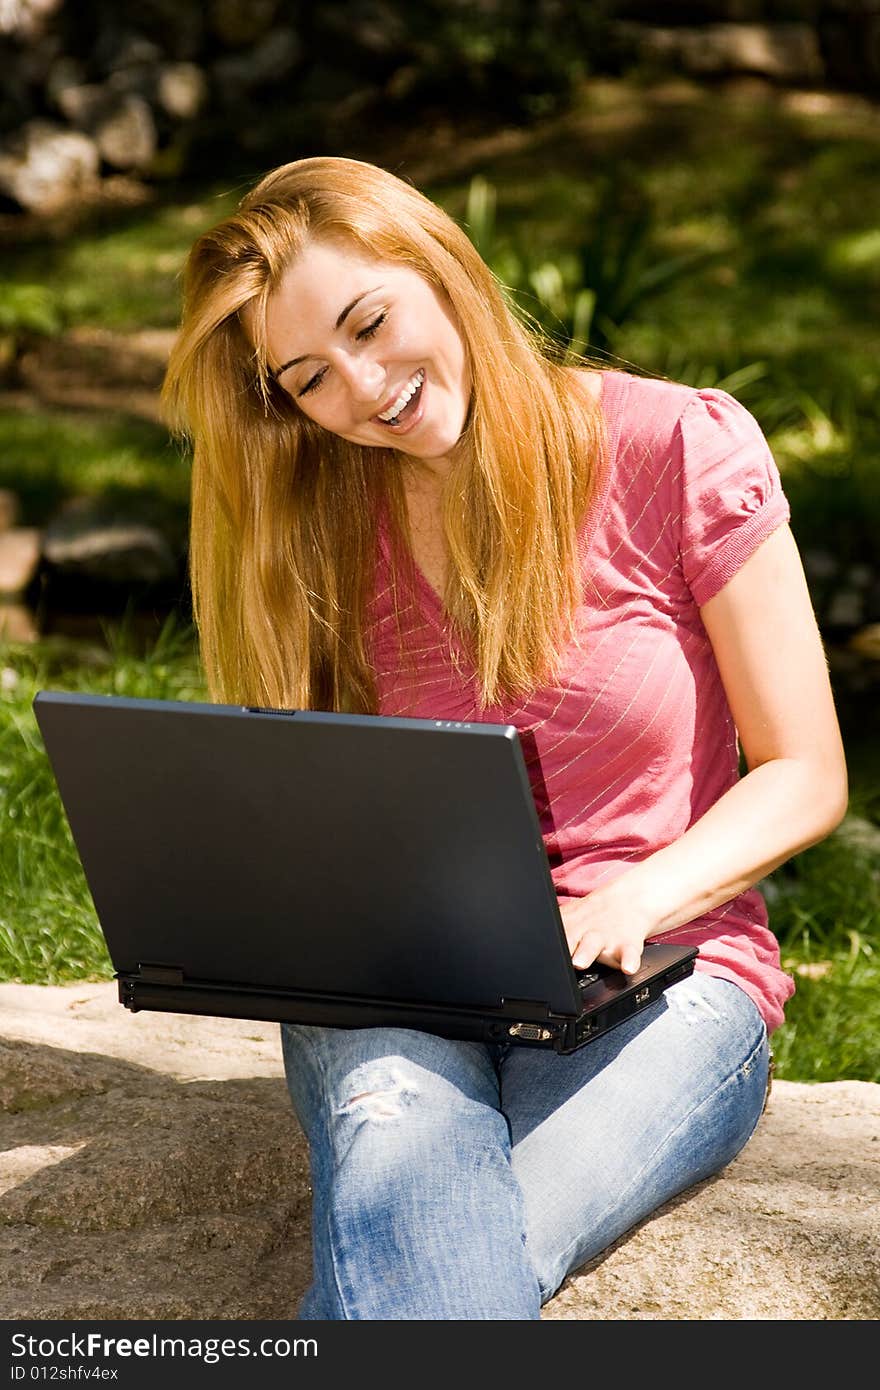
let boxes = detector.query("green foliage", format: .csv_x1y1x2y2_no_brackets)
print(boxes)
457,138,880,568
766,816,880,955
0,283,66,379
0,619,206,983
0,284,64,338
766,384,880,570
463,171,723,358
770,951,880,1084
0,408,189,530
383,0,605,121
5,187,239,331
763,818,880,1080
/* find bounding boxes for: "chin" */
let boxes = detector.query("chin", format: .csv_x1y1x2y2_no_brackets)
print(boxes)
424,415,469,458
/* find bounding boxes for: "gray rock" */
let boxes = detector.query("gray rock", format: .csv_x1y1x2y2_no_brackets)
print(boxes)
42,499,176,585
45,55,87,110
55,82,109,127
0,0,62,41
0,490,20,533
846,564,873,589
615,22,825,83
803,549,839,581
0,982,877,1320
0,527,40,596
0,119,99,214
210,0,280,49
104,34,164,74
212,27,301,99
0,605,38,643
849,624,880,660
826,588,864,627
832,810,880,861
92,92,157,171
57,85,157,171
156,63,208,120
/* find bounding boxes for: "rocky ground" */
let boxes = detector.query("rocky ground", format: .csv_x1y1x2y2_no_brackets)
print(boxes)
1,981,878,1321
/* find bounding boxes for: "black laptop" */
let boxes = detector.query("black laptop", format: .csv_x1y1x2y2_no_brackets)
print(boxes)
33,691,696,1054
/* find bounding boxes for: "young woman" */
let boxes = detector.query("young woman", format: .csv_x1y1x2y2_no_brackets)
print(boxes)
162,156,847,1320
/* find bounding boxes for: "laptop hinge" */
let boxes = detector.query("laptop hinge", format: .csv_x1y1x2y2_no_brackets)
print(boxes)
500,997,554,1021
134,962,185,985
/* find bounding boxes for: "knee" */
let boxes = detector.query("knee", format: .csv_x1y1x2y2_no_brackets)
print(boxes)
338,1058,420,1124
334,1055,496,1150
329,1056,509,1200
281,1028,509,1218
280,1026,439,1133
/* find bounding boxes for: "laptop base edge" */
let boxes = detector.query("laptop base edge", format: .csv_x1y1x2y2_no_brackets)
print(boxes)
117,951,696,1055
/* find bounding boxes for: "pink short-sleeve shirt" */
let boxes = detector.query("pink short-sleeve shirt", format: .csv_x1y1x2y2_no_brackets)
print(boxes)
367,370,796,1032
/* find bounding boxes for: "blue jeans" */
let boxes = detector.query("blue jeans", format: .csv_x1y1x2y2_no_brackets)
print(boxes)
280,973,769,1320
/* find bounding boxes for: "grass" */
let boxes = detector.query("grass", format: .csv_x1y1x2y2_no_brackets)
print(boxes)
0,74,877,1080
763,816,880,1081
5,188,243,331
0,410,189,532
771,956,879,1083
0,619,206,983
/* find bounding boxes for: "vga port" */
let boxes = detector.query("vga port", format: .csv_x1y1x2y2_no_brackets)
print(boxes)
508,1022,552,1041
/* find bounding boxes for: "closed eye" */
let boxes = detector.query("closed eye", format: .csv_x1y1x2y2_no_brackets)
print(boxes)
357,310,387,341
297,367,328,398
296,311,388,397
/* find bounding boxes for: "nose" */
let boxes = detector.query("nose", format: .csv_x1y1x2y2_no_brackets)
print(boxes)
335,351,385,404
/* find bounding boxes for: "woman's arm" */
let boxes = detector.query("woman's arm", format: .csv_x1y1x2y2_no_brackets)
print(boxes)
560,523,849,973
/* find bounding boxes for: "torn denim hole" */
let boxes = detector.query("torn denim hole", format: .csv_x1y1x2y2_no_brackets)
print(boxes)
337,1064,420,1121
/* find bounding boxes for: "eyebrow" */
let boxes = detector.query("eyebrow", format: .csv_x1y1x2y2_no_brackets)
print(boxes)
270,287,383,381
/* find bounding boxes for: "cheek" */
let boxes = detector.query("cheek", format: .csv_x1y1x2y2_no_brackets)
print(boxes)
451,337,470,399
436,317,468,391
289,387,333,425
288,393,315,422
293,391,358,441
291,399,335,437
381,322,409,358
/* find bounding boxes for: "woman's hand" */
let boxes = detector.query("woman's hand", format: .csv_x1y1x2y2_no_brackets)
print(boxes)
557,873,659,976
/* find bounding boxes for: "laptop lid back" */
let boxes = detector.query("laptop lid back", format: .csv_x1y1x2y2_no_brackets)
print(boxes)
33,693,584,1016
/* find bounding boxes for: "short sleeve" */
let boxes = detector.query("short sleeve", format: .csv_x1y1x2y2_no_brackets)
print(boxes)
677,387,790,607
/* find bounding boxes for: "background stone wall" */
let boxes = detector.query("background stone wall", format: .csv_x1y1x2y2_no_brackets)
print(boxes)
1,1,878,215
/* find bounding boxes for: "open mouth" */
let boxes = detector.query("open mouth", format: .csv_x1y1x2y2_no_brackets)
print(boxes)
375,369,425,429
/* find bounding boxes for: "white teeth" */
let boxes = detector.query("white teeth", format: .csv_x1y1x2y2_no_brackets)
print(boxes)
377,369,424,423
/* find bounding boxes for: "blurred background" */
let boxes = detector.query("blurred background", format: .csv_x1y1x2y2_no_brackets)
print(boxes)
0,0,878,1080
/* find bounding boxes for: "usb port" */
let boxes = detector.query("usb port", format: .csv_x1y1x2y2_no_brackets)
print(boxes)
635,986,651,1005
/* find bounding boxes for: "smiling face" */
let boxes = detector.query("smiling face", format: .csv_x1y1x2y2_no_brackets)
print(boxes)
263,239,471,470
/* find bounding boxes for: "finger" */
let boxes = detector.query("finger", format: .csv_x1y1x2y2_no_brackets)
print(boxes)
592,945,643,975
572,937,600,969
557,903,583,954
620,949,643,976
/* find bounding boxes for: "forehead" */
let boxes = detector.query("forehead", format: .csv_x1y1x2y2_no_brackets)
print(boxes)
268,240,421,329
277,238,386,295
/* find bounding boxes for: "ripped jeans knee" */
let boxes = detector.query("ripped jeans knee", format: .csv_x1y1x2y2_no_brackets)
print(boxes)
339,1061,420,1122
279,1024,505,1162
